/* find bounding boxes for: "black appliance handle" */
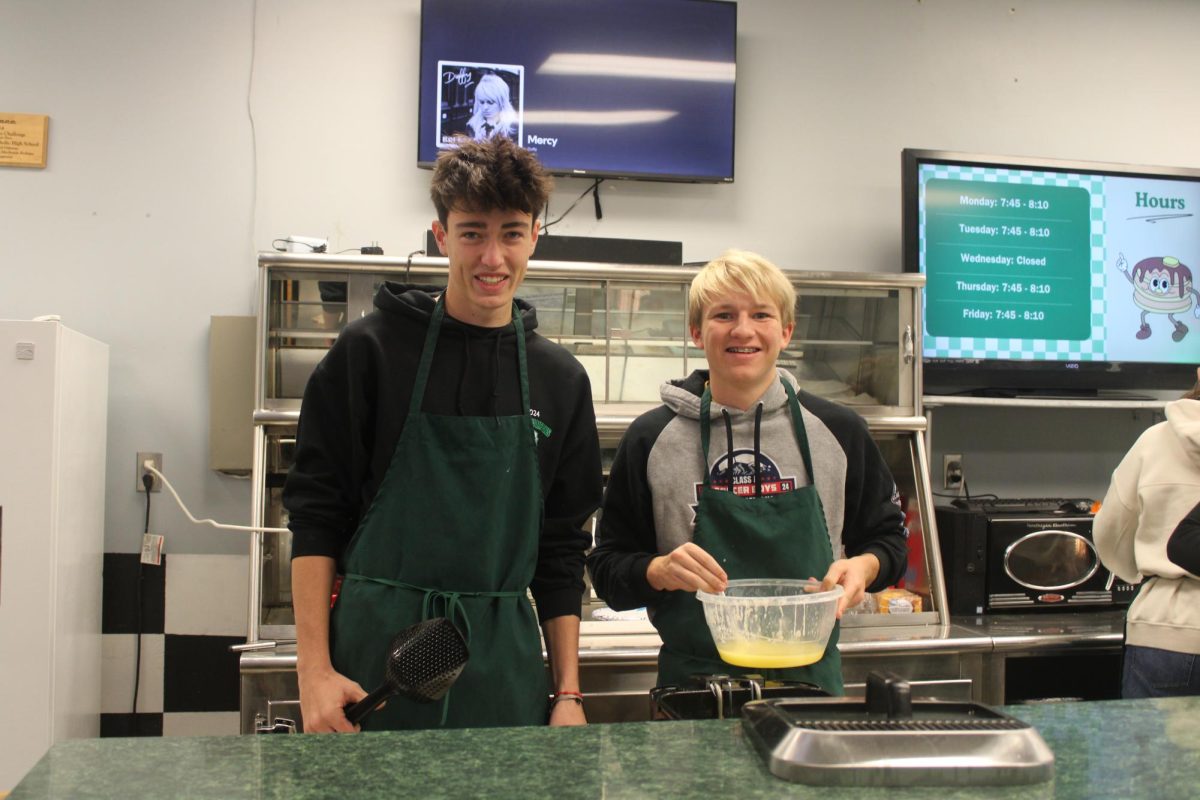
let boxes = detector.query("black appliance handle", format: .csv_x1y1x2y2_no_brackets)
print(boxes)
866,671,913,719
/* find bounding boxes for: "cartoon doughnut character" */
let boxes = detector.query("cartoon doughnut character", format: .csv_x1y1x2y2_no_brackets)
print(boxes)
1116,253,1200,342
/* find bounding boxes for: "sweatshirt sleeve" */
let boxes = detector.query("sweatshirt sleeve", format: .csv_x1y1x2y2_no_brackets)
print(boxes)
839,418,908,592
529,368,603,623
1166,500,1200,577
586,409,672,611
1094,454,1144,584
283,334,373,561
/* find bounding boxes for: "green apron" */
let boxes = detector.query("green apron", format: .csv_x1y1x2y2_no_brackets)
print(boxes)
330,297,548,729
653,378,844,694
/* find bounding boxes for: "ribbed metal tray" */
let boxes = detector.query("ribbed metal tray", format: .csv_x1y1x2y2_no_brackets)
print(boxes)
741,697,1055,787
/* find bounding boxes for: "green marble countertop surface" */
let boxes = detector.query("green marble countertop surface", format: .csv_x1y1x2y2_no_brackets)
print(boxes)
12,696,1200,799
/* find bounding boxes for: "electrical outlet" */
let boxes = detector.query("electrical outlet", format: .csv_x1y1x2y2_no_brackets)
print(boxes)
137,451,162,493
943,453,964,491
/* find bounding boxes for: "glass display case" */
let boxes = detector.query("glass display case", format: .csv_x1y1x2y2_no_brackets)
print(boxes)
247,252,939,642
242,253,952,729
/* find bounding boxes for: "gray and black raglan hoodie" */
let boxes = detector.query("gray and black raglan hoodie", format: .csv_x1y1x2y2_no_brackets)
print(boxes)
587,368,908,612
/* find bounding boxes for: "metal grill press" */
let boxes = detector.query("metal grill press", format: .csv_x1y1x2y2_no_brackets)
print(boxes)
343,617,469,725
741,691,1055,786
791,718,1030,732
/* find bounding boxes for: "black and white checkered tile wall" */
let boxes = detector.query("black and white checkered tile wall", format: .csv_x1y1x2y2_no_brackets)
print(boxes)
101,553,249,737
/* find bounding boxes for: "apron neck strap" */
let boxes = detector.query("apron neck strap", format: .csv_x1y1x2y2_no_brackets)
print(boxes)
699,377,815,486
699,384,714,488
409,296,530,418
780,378,816,480
514,303,530,415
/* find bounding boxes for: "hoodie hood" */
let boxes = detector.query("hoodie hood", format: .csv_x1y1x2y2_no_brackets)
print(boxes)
373,281,539,416
374,281,540,335
658,368,810,503
660,368,799,421
1166,398,1200,466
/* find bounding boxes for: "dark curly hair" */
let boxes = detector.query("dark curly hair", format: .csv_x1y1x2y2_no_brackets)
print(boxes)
430,136,553,226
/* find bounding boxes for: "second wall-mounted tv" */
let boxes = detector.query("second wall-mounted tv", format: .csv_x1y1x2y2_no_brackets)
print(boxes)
417,0,737,183
903,149,1200,396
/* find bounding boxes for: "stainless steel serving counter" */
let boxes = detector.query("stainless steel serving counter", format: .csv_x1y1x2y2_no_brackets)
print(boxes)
569,613,994,721
239,610,1126,731
954,610,1127,705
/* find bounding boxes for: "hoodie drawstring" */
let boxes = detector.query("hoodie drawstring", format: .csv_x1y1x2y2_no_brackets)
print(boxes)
753,403,764,498
719,403,765,497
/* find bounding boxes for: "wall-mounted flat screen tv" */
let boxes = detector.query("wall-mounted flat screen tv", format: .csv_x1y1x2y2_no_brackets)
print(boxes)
417,0,737,183
903,149,1200,396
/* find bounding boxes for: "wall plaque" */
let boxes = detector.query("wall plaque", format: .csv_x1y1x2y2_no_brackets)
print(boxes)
0,113,50,168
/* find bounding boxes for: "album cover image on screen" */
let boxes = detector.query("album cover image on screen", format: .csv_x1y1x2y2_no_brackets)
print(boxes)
437,62,524,147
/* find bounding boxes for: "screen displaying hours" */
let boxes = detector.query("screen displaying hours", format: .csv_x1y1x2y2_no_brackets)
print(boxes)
922,178,1091,340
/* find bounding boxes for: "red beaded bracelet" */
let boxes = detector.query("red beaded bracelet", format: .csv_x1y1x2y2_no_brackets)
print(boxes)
552,690,584,705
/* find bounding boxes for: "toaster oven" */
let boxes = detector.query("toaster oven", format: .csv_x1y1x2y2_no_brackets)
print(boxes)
936,506,1139,615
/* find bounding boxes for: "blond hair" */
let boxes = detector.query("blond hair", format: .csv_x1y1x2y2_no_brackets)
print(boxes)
688,250,796,331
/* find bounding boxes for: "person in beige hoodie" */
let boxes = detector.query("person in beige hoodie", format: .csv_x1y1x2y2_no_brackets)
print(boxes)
1094,371,1200,698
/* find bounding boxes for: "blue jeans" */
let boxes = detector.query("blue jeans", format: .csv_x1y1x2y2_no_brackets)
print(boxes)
1122,645,1200,699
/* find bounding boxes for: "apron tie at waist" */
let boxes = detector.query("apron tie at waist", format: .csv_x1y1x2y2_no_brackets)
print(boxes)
422,590,471,645
341,573,525,647
419,589,469,729
342,573,527,728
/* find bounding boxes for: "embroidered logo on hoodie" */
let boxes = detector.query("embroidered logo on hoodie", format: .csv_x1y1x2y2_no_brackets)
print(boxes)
690,449,797,518
530,408,551,443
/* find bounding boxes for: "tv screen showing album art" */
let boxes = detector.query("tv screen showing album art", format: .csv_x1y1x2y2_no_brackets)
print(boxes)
417,0,737,183
903,149,1200,394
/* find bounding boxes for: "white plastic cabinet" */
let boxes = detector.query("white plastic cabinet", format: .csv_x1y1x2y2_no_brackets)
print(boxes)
0,320,108,789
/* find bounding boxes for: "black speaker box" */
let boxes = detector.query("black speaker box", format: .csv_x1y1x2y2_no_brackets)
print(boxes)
934,506,989,616
424,231,683,266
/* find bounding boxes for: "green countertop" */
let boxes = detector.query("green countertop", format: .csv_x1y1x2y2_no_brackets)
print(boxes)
12,696,1200,799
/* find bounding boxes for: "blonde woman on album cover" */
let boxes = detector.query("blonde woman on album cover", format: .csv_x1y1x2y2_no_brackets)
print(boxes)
466,74,519,142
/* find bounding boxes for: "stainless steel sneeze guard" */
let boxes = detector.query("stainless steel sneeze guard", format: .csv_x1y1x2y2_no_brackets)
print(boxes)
741,695,1055,787
248,253,940,640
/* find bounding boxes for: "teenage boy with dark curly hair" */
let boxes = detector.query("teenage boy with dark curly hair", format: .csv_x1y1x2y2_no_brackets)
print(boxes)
286,137,601,731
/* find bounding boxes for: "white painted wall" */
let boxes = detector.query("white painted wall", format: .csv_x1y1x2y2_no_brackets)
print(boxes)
2,0,1198,555
2,0,256,555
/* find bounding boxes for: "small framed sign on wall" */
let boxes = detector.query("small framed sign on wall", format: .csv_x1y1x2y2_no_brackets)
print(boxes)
0,113,50,168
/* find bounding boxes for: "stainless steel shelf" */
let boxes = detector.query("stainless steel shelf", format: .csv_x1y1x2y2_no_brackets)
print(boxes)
267,329,340,340
923,394,1169,410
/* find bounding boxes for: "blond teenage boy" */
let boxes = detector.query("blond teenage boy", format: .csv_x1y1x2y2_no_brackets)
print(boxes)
588,250,907,693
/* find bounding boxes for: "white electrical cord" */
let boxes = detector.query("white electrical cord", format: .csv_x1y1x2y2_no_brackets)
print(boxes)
144,463,289,534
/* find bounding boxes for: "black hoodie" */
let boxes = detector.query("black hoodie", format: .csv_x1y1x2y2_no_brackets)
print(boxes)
283,283,603,621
